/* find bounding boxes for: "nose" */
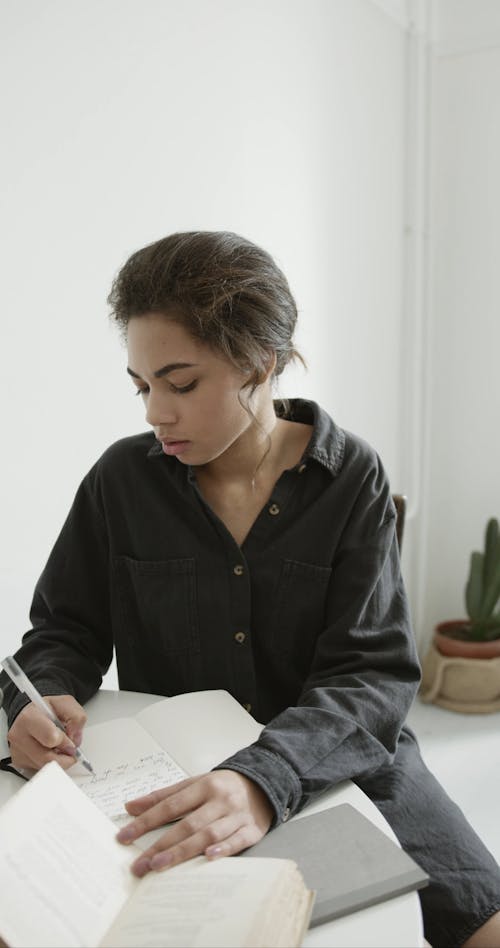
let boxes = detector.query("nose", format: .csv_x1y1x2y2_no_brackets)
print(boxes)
145,389,179,427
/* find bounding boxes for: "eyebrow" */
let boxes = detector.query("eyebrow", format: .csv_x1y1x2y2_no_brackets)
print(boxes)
127,362,198,380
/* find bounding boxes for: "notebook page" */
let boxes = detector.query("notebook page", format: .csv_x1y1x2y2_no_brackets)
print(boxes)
135,690,264,774
71,718,187,827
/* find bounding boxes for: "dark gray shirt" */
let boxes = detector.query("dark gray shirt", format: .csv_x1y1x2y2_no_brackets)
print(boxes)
1,400,421,825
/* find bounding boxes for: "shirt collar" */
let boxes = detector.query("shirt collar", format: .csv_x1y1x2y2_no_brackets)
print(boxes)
147,398,345,478
276,399,345,477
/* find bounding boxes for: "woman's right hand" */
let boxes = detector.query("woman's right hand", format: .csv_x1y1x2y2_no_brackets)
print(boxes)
7,695,88,772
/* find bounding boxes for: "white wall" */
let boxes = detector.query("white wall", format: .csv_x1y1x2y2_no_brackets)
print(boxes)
0,0,410,675
417,0,500,647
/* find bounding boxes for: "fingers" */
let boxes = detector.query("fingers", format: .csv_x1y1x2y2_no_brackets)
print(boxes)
116,770,274,877
124,775,198,816
7,695,87,772
11,740,78,772
133,812,263,878
46,695,87,746
118,777,203,841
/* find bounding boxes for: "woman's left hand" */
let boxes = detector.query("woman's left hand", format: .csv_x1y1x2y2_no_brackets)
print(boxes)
116,769,274,876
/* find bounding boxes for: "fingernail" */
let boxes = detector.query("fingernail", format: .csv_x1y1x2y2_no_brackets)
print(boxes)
117,826,136,843
206,845,223,858
58,744,76,757
150,852,173,870
72,729,83,746
132,857,151,877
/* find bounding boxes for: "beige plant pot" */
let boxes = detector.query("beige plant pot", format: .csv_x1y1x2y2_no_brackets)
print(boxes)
420,639,500,713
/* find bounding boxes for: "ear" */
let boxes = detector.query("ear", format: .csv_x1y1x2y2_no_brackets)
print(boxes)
243,352,277,391
260,351,277,383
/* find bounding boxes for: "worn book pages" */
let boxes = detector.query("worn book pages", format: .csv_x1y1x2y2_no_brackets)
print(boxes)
0,762,137,948
0,762,314,948
70,690,263,831
101,855,313,948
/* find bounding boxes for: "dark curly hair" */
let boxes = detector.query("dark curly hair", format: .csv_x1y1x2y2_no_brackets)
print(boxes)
107,231,305,387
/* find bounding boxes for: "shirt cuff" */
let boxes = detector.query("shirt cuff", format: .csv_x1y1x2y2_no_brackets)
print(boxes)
5,680,70,729
212,743,303,827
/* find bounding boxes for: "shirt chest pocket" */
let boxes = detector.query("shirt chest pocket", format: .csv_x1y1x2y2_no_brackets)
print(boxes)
112,555,200,655
272,559,332,664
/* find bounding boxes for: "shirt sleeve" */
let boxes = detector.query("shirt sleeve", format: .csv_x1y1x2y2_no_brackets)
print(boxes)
214,453,422,826
0,465,112,727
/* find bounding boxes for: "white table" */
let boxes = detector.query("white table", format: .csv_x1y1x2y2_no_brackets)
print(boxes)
0,689,423,948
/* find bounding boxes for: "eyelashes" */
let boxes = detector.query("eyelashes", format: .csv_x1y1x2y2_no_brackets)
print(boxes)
174,380,198,394
134,380,198,397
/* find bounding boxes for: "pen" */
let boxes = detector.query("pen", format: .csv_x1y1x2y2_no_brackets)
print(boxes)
1,655,94,774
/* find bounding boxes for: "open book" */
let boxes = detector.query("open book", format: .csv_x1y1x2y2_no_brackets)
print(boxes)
0,761,314,948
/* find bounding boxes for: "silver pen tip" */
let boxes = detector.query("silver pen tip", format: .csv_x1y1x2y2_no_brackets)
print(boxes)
74,745,94,774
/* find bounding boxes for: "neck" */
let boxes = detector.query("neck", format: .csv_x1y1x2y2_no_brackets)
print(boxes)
197,395,279,488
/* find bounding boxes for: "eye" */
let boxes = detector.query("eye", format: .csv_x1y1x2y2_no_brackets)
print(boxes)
133,380,198,397
170,380,198,395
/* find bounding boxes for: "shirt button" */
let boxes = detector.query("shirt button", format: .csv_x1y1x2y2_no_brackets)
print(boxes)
233,564,244,576
243,702,252,713
234,631,246,644
298,463,307,473
268,503,280,516
282,807,291,822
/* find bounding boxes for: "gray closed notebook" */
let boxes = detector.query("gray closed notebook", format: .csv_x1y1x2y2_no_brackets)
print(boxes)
243,803,429,927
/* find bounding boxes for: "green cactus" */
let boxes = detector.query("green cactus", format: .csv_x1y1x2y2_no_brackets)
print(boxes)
464,517,500,640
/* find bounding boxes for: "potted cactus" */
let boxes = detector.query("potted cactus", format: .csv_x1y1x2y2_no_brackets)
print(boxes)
434,517,500,658
420,517,500,712
467,517,500,639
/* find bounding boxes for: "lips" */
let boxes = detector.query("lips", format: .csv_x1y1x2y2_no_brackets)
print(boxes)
160,439,190,457
156,433,187,444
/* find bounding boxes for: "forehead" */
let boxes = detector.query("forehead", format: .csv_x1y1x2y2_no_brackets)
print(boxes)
126,314,212,374
126,312,238,379
127,312,201,354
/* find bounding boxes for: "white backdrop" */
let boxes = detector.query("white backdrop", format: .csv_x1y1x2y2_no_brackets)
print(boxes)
419,0,500,642
0,0,409,682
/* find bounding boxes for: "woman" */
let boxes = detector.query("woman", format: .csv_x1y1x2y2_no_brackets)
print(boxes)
2,232,499,948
